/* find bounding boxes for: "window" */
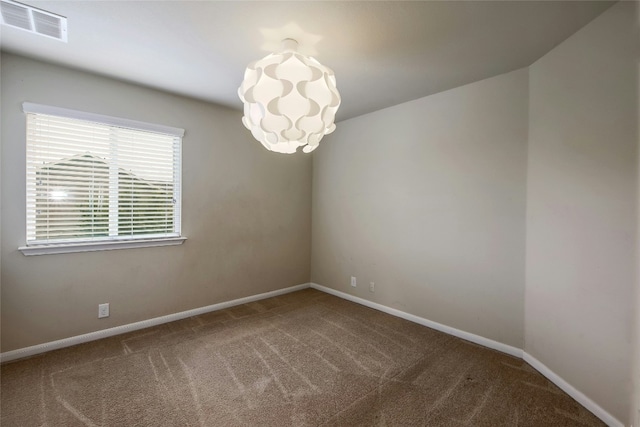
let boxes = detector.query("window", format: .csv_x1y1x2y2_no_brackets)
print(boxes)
20,103,186,255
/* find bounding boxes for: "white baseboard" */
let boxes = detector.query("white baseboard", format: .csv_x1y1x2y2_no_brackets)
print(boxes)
1,280,624,427
0,283,311,363
310,282,622,427
523,353,623,427
310,282,523,358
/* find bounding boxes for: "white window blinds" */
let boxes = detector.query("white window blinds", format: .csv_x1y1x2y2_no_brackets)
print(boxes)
24,104,183,245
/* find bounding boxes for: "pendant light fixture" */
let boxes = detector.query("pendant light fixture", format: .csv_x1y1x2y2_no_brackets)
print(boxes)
238,38,340,154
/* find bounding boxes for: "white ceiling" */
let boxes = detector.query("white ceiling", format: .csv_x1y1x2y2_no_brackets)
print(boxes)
1,1,614,122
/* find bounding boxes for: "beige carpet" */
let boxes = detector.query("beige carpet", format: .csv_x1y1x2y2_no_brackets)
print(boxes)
1,288,604,426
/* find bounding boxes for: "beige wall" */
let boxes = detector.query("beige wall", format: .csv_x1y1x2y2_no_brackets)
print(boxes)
525,2,638,424
634,2,640,422
311,68,529,348
0,53,312,352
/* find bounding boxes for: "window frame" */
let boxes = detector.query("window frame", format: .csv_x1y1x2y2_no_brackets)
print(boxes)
19,103,187,256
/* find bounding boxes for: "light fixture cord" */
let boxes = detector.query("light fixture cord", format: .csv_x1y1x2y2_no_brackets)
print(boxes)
281,38,298,52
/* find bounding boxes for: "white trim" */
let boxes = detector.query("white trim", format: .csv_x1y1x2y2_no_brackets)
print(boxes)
0,280,623,427
523,353,623,427
22,102,185,137
0,283,310,363
309,283,620,427
19,236,187,256
309,283,523,358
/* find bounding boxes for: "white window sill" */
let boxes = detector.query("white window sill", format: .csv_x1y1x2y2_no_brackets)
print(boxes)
19,236,187,256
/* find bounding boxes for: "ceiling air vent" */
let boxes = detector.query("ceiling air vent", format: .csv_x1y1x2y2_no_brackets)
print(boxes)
0,0,67,42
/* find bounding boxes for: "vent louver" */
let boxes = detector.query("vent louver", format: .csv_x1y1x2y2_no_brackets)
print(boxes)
0,0,67,42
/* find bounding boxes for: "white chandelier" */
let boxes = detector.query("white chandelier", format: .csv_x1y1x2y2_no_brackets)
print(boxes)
238,39,340,154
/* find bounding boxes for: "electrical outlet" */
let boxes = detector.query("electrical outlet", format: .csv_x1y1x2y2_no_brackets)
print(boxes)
98,303,109,318
369,282,375,292
350,276,357,287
